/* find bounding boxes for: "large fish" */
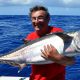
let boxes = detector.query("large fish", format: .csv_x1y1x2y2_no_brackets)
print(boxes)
0,31,80,70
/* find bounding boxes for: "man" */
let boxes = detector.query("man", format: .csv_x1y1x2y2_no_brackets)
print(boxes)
24,5,75,80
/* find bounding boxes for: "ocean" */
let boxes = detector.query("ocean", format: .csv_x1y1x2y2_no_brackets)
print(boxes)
0,15,80,80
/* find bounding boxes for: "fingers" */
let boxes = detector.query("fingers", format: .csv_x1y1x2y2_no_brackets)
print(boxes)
41,44,64,64
41,44,54,59
41,47,48,59
41,44,61,60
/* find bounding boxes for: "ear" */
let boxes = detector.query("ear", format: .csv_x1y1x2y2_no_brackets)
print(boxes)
47,16,50,23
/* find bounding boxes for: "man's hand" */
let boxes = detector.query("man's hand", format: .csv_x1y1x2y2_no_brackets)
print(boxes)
41,44,63,61
41,44,75,65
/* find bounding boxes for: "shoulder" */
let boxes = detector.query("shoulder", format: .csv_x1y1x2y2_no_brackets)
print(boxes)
25,32,38,40
50,26,63,32
27,32,36,37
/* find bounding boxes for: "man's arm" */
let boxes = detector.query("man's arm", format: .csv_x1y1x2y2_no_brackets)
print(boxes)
41,44,75,66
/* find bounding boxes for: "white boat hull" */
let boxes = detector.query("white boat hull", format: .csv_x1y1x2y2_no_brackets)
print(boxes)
0,76,29,80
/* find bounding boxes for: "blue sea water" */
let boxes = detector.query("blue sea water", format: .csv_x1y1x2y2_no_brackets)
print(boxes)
0,15,80,80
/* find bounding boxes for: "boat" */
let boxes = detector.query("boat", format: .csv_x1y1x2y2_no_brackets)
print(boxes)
0,76,29,80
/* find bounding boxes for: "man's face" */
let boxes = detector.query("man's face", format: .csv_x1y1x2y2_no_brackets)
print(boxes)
31,10,49,34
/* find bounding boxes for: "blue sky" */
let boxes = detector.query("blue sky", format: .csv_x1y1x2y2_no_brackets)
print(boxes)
0,0,80,15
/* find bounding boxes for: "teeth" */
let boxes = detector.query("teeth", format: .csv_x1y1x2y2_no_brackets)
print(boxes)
35,27,40,30
35,25,41,30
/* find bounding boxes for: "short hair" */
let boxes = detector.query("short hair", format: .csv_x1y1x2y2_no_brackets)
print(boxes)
29,5,50,18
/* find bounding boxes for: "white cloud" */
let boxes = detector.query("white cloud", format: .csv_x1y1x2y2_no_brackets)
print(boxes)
0,0,80,15
63,0,73,4
0,0,44,5
0,0,80,8
62,0,80,7
0,0,30,5
11,0,30,4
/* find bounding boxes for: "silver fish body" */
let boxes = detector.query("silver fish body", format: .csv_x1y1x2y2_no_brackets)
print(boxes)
0,31,80,65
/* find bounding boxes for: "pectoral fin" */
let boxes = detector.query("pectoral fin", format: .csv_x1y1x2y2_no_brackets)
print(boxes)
18,63,27,73
7,62,27,73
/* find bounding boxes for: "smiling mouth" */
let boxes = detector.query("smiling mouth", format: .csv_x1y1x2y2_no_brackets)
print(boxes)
34,25,43,30
35,27,40,30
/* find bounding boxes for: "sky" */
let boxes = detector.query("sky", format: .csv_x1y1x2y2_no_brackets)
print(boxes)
0,0,80,15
